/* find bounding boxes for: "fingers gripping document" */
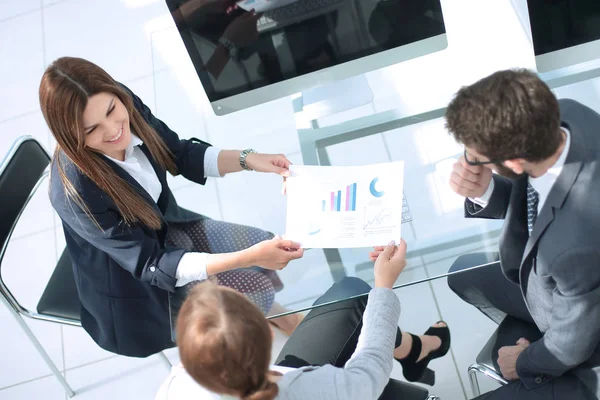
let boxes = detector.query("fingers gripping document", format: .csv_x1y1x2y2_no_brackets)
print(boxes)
285,162,404,248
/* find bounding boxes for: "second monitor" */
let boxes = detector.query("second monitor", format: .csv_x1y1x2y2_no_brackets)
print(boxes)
527,0,600,73
167,0,448,115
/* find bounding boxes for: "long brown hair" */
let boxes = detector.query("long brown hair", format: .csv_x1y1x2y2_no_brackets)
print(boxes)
177,282,278,400
39,57,177,230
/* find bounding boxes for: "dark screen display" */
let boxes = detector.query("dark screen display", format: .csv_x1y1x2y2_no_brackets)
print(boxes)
528,0,600,56
167,0,445,102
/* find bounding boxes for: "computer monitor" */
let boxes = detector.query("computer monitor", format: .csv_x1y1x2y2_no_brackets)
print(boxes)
166,0,448,115
527,0,600,73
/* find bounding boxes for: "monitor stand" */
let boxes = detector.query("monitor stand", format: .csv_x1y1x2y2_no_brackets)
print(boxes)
293,74,374,126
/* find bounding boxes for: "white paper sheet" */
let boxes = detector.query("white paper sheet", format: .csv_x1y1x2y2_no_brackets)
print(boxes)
236,0,300,13
285,162,404,248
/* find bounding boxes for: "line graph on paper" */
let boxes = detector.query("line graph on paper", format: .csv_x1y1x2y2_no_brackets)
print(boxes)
363,206,396,231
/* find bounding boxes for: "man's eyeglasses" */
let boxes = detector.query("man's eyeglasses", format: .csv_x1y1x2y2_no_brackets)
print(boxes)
463,149,501,166
463,149,524,166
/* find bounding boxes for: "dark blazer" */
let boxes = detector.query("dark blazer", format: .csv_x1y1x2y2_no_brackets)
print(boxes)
466,99,600,397
50,85,211,357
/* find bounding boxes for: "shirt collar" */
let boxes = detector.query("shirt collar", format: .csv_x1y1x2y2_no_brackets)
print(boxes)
528,127,571,193
104,134,143,164
126,134,144,158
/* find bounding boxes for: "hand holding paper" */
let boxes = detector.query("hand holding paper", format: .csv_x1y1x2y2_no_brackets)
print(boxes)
247,237,304,270
374,239,408,289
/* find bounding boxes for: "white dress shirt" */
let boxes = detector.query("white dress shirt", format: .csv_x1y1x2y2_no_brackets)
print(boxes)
104,134,222,287
470,128,571,216
154,364,296,400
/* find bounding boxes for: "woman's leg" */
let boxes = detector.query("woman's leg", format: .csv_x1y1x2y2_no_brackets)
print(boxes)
209,269,275,315
275,277,446,369
166,220,277,315
167,219,304,333
393,324,446,362
168,219,283,291
275,277,403,368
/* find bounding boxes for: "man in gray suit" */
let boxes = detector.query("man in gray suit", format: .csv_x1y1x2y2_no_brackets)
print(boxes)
446,69,600,399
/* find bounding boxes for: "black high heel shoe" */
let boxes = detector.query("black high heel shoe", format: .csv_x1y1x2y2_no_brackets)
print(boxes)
395,321,451,386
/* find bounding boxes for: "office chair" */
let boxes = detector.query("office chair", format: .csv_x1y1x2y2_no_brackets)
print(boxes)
379,377,440,400
467,314,542,397
0,136,171,397
449,254,542,398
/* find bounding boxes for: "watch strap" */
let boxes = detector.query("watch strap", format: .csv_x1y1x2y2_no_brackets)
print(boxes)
239,149,257,171
218,37,238,60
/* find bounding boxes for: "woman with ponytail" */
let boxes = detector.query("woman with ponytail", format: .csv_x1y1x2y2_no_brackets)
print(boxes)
157,241,451,400
41,57,303,358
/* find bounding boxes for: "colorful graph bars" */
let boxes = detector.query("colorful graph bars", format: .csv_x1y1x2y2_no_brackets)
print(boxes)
347,183,357,211
323,183,356,212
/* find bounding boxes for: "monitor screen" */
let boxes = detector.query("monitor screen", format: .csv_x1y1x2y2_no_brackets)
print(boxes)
167,0,447,115
528,0,600,72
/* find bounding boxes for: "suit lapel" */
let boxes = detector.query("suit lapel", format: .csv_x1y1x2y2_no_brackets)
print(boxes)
138,144,170,212
521,122,586,264
102,151,165,219
139,145,167,188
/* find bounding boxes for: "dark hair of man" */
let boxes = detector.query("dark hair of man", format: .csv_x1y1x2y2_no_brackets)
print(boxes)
445,69,562,162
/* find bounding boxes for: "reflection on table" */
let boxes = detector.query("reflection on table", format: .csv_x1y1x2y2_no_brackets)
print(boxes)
272,120,503,316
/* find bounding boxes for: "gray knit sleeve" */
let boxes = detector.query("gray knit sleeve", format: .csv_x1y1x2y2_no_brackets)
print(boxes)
278,288,401,400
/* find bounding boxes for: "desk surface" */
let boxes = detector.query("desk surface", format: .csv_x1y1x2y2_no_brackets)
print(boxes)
156,0,600,333
267,252,500,319
264,122,505,315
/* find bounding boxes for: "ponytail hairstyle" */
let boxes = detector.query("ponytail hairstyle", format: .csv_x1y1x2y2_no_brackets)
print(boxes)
176,282,278,400
39,57,177,230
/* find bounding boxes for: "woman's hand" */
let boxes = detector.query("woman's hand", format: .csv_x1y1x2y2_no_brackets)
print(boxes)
246,237,304,270
246,153,292,178
368,245,388,262
373,239,407,289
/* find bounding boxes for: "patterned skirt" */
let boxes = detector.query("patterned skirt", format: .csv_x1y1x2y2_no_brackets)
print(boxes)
166,218,283,315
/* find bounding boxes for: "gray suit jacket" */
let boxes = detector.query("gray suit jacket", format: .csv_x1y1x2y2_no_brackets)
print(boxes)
466,99,600,397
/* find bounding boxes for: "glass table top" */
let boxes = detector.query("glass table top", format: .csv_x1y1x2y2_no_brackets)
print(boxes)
267,232,501,319
167,114,507,338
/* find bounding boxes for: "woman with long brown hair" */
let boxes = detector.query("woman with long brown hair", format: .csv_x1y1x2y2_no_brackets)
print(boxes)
157,240,451,400
41,56,303,358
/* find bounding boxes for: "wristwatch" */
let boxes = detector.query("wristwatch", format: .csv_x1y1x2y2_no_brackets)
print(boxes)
239,149,257,171
218,37,238,60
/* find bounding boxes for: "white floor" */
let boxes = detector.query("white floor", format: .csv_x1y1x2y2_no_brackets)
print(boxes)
3,0,600,399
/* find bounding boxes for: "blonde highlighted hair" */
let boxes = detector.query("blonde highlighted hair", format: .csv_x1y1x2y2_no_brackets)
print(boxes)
177,282,279,400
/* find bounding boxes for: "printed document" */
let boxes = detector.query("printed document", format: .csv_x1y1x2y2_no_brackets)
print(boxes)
285,161,404,248
237,0,300,13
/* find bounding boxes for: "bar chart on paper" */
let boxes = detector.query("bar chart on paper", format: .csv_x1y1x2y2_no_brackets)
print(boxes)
323,182,357,212
286,162,404,248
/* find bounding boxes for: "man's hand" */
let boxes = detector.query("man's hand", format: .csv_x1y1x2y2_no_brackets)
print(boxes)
498,338,530,381
449,156,493,198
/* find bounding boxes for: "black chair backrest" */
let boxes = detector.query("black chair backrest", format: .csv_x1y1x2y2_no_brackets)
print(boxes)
0,137,51,272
